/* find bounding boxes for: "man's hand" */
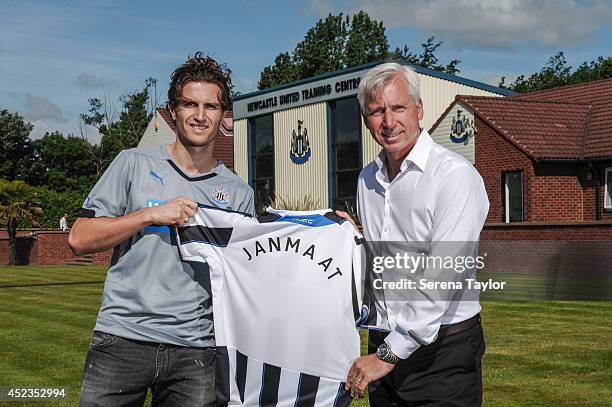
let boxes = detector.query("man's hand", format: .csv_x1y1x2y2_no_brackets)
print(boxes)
147,197,198,226
335,210,358,232
345,354,395,399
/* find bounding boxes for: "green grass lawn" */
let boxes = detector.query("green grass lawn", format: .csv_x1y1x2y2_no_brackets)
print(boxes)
0,266,611,406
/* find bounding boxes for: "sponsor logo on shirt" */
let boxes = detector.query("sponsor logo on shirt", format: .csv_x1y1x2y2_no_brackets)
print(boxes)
144,198,170,234
210,186,230,207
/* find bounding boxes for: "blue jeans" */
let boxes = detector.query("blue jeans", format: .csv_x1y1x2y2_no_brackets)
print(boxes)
79,331,215,407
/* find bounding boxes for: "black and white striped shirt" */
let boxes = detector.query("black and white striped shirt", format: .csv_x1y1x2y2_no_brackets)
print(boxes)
176,206,364,406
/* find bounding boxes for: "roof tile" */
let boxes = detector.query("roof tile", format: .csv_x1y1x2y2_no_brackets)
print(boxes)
456,78,612,160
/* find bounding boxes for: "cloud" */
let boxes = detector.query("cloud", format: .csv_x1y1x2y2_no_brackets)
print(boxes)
350,0,612,50
77,73,112,90
20,94,67,123
28,120,54,140
478,73,517,87
27,119,102,144
232,73,258,95
306,0,333,18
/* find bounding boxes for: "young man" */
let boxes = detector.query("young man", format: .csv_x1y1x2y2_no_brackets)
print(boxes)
69,53,254,407
346,63,489,405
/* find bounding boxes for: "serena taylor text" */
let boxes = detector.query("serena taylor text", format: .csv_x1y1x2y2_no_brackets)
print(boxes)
373,278,507,292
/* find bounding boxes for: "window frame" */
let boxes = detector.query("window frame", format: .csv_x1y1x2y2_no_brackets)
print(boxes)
329,97,362,211
502,170,524,223
249,114,275,213
605,167,612,210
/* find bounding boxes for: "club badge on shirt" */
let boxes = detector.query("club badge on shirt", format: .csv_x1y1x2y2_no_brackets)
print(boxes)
210,185,230,207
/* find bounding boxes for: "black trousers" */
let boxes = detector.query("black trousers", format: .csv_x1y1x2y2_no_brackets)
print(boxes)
368,321,485,407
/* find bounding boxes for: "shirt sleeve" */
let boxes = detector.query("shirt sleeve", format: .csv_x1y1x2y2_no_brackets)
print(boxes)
79,150,133,218
174,208,234,263
385,164,489,359
239,187,256,217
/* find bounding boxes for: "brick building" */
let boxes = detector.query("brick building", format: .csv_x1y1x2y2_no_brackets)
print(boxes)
431,78,612,225
430,79,612,280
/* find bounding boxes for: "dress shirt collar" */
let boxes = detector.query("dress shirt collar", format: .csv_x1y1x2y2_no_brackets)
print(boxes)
374,128,433,184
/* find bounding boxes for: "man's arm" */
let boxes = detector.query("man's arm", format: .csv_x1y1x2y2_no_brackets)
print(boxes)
69,197,198,255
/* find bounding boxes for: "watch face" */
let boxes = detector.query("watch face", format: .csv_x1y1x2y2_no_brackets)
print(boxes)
377,344,387,359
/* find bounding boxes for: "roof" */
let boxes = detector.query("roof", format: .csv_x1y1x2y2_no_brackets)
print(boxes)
511,78,612,159
450,78,612,160
234,59,516,101
156,108,235,170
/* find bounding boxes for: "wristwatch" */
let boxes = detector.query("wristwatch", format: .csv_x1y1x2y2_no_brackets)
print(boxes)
376,343,400,364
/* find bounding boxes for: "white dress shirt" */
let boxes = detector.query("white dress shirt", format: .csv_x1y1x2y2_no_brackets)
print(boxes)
357,129,489,359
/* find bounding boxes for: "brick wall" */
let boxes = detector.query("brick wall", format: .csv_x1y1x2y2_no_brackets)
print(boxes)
475,117,612,223
0,229,112,266
530,162,584,222
475,117,533,223
34,231,77,265
91,251,113,266
481,222,612,240
480,222,612,276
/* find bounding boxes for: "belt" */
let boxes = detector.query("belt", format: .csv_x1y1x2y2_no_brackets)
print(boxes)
438,314,481,338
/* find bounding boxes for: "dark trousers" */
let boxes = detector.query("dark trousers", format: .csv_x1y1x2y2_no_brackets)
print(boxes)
79,331,216,407
369,321,485,407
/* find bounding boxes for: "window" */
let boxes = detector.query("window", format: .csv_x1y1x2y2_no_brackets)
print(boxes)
250,115,275,213
330,97,362,213
605,168,612,209
503,171,523,222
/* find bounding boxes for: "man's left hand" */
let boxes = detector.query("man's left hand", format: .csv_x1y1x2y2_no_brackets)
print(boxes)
345,354,395,398
335,210,358,232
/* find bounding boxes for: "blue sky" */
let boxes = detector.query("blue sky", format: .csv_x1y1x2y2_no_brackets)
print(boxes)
1,0,611,143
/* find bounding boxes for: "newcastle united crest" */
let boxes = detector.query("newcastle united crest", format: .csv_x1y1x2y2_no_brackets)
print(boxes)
449,109,475,144
210,185,230,207
290,119,311,164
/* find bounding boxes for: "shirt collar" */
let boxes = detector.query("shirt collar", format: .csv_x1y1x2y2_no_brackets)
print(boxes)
374,128,433,176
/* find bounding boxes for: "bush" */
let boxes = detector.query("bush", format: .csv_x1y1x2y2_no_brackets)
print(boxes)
270,194,321,211
34,188,87,229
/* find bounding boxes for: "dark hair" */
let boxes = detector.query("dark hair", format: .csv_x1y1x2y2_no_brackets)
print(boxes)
168,52,232,111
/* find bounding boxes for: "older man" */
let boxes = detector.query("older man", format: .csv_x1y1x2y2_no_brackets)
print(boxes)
346,63,489,406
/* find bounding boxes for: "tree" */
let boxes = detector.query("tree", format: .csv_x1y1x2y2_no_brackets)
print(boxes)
258,52,300,90
257,12,461,89
29,131,98,192
504,52,571,93
0,110,34,181
293,13,348,79
258,11,391,89
81,78,155,173
391,36,461,75
344,11,389,67
35,187,87,229
571,56,612,84
0,179,42,265
500,52,612,93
